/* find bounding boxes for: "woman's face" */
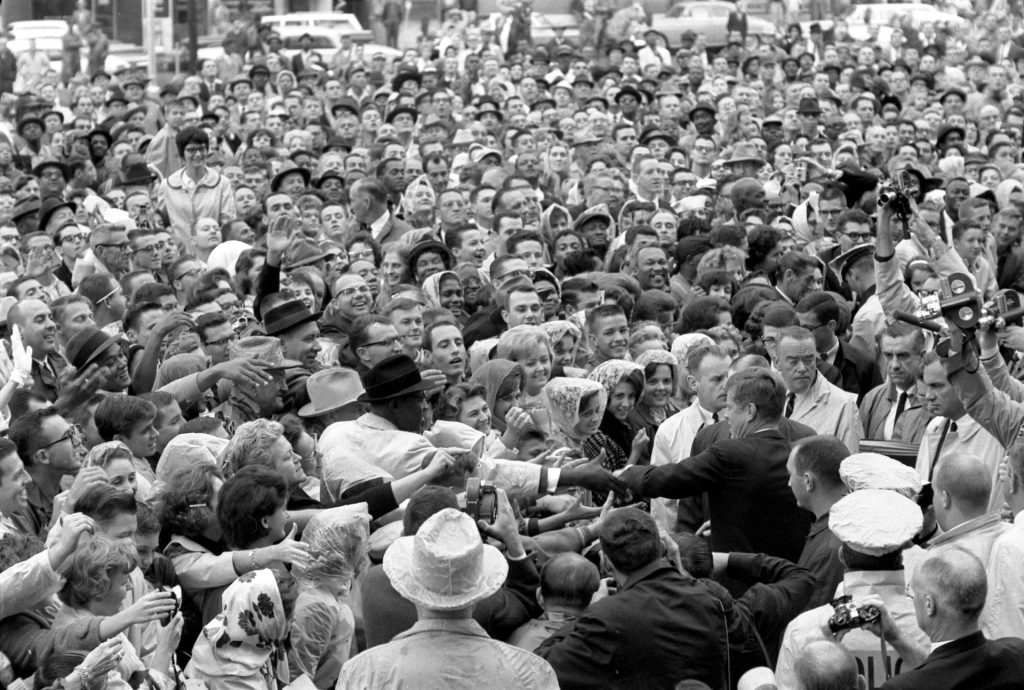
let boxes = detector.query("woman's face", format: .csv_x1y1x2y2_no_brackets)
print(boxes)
492,382,523,425
643,364,674,409
574,393,604,437
104,456,138,495
458,395,492,435
516,344,552,396
548,146,569,171
412,186,435,212
552,334,577,367
415,252,445,283
382,251,406,285
289,279,316,311
438,276,464,317
980,167,1002,189
91,569,131,616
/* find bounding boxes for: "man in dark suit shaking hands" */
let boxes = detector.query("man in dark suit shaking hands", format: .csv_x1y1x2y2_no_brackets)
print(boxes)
862,547,1024,690
621,367,813,563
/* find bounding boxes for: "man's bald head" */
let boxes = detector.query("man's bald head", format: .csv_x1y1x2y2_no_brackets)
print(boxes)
913,547,987,624
933,453,992,517
540,552,601,609
794,640,862,690
731,353,770,374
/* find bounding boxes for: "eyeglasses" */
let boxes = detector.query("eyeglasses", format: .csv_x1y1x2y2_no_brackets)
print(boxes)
41,425,84,449
844,231,873,241
363,336,401,348
97,285,122,304
206,333,237,349
338,284,372,297
819,208,844,217
97,242,133,253
58,232,87,244
175,267,202,281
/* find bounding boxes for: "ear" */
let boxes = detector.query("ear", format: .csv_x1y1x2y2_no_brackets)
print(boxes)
34,448,50,467
686,373,698,391
260,515,270,531
803,472,815,493
113,433,130,446
500,308,510,326
535,587,543,608
924,593,936,617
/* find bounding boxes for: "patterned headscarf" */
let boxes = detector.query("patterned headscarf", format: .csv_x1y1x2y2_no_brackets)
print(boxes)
294,505,370,594
540,320,582,354
543,377,607,442
587,359,645,398
187,569,290,686
635,348,680,384
401,173,436,221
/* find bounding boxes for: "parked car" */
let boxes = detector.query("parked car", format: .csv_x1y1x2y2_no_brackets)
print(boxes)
196,26,402,67
800,2,968,45
651,0,776,48
7,25,137,76
258,12,374,43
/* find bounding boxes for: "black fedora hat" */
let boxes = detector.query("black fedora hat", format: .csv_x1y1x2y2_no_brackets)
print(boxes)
358,354,435,403
122,162,156,186
65,326,122,373
270,166,312,193
385,105,418,124
32,159,71,182
262,299,322,336
38,196,77,231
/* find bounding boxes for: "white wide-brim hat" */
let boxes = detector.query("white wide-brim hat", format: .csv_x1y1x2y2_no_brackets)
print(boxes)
384,508,508,610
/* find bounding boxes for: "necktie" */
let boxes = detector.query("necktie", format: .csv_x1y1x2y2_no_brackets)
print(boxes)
712,412,719,423
784,393,796,418
893,392,908,423
359,222,371,233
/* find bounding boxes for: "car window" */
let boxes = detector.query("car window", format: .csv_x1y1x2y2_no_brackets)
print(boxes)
283,36,335,49
707,5,729,15
688,6,711,17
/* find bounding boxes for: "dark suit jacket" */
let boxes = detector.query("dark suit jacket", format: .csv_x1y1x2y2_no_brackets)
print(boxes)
536,559,729,690
832,339,881,402
997,245,1024,293
625,428,813,563
882,631,1024,690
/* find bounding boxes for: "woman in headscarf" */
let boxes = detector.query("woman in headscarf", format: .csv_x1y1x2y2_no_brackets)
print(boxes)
469,359,528,457
289,506,370,689
584,360,648,477
207,239,252,277
276,69,297,96
538,203,572,249
790,190,821,251
540,320,583,373
186,569,292,690
422,270,465,322
995,178,1024,211
629,349,680,466
542,376,606,454
401,174,436,230
454,261,486,316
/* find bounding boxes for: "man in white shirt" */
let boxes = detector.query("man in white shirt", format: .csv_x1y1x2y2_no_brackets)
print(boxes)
982,443,1024,639
776,327,863,453
649,344,731,534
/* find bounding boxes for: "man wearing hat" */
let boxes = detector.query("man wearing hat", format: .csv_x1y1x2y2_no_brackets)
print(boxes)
210,336,302,434
262,299,323,412
775,487,929,689
64,325,131,394
15,117,53,169
320,354,626,495
33,160,70,200
341,504,559,688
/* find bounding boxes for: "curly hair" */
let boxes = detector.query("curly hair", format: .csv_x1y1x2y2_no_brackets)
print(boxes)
745,225,781,270
696,246,747,282
496,325,552,363
433,382,487,423
219,419,286,477
58,533,137,609
160,463,222,538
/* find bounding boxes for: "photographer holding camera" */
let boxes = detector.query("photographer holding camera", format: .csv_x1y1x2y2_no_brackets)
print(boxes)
775,485,929,690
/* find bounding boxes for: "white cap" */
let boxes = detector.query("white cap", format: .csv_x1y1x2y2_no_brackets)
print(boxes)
830,489,923,556
840,453,923,498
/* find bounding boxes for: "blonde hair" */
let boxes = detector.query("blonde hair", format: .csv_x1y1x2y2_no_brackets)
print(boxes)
496,325,553,362
58,533,136,608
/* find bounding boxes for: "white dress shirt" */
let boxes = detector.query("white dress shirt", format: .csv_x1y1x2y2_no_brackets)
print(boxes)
649,400,717,534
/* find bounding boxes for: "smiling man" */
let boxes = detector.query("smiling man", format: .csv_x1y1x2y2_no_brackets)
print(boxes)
631,244,670,291
586,304,630,369
8,298,66,402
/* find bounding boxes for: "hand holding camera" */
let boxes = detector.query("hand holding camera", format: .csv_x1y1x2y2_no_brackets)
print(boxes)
471,484,525,559
827,594,880,636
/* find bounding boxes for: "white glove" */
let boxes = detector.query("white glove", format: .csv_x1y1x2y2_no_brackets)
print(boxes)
9,325,33,387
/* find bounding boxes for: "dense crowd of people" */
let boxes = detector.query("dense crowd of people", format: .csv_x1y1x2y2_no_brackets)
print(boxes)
5,0,1024,688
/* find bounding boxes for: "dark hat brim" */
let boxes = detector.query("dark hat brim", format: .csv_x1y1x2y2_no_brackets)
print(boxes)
71,331,123,372
270,167,312,193
264,310,323,336
357,377,434,403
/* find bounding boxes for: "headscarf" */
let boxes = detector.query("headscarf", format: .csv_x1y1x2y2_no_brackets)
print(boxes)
82,441,132,469
293,505,370,594
995,179,1024,211
422,270,459,310
542,376,607,444
275,70,296,92
154,433,225,486
539,203,572,247
207,240,252,276
401,174,436,223
635,348,680,384
671,332,715,376
588,360,644,452
540,319,582,369
791,191,821,249
187,569,289,687
469,359,523,433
